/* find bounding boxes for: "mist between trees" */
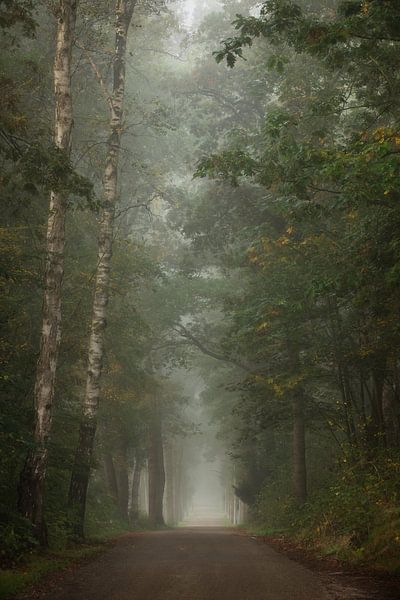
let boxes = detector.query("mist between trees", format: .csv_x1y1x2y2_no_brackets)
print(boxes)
1,0,400,574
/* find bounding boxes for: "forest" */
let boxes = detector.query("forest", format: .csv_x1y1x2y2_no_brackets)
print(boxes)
1,1,400,598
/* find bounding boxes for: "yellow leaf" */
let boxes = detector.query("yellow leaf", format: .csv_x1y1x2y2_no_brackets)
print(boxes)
276,236,290,246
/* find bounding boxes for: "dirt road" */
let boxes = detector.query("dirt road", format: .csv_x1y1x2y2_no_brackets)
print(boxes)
22,528,398,600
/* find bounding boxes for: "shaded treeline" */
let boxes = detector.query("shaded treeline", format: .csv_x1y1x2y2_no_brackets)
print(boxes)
170,0,400,569
0,0,197,553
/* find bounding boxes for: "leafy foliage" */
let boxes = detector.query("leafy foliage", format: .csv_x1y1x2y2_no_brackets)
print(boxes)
1,0,400,574
177,0,400,569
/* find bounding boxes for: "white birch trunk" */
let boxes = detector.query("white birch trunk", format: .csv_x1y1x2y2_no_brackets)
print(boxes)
68,0,136,537
18,0,78,544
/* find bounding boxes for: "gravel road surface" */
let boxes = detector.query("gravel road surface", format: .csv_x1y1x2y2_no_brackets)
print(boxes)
21,528,398,600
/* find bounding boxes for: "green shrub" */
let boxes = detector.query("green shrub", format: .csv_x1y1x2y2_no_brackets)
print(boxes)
253,451,400,570
0,507,38,563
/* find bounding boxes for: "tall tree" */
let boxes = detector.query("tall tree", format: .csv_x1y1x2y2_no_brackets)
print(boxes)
17,0,78,544
68,0,137,537
129,450,144,524
148,397,165,527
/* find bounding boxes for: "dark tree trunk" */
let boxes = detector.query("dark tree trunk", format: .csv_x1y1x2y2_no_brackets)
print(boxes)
116,438,129,521
129,453,143,525
287,339,307,504
104,452,118,502
148,405,165,527
371,367,385,440
293,390,307,504
68,418,96,538
164,442,175,525
174,445,185,523
382,381,400,447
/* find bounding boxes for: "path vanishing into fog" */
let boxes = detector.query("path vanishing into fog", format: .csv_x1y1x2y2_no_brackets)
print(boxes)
21,526,382,600
24,529,330,600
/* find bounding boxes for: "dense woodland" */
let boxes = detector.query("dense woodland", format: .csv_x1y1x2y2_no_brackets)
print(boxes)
1,0,400,575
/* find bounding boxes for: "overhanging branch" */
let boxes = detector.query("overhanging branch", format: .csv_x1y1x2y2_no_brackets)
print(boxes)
173,323,256,374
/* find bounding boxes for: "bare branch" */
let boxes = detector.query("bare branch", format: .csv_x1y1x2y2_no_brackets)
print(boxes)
75,41,114,113
115,200,156,219
173,323,256,374
140,47,186,62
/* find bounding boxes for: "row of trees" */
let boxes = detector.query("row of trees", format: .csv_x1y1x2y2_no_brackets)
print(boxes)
166,0,400,566
2,0,400,570
1,0,203,554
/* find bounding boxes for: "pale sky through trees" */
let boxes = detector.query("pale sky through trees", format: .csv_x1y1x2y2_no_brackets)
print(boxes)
178,0,222,29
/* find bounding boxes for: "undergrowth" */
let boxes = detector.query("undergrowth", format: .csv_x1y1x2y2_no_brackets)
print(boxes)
0,490,153,599
0,544,104,600
252,451,400,572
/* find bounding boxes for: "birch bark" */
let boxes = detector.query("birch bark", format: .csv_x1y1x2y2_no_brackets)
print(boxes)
68,0,136,537
17,0,78,544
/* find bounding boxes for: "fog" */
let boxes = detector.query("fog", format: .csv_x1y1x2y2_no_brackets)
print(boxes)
178,0,223,29
2,0,400,590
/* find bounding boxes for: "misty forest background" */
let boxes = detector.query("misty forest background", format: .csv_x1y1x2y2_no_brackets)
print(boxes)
1,0,400,574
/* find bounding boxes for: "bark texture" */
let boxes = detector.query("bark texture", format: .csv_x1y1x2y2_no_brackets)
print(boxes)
148,404,165,527
173,447,184,524
17,0,77,544
116,438,129,520
68,0,136,537
382,381,400,447
164,442,176,525
287,339,307,504
129,452,144,525
104,452,119,502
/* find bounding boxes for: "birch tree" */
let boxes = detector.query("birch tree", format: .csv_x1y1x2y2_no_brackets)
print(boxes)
17,0,78,544
68,0,137,537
